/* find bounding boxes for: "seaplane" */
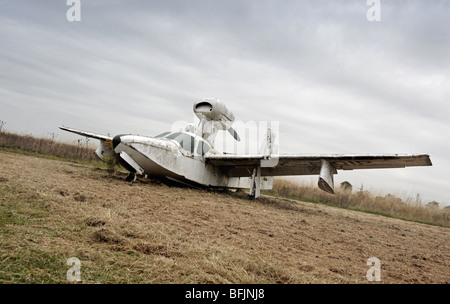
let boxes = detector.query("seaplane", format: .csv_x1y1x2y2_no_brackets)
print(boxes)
59,98,432,198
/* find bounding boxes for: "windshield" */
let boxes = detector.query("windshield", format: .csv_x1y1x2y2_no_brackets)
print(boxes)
161,132,211,156
154,131,171,138
165,132,195,154
197,140,210,156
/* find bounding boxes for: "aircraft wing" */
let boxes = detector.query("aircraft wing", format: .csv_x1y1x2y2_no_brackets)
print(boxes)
206,153,432,177
59,126,113,141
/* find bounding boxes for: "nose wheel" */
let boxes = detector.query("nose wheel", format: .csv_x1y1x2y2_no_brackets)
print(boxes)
126,172,137,182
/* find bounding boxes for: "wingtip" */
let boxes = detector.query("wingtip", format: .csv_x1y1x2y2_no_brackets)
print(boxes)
422,154,433,166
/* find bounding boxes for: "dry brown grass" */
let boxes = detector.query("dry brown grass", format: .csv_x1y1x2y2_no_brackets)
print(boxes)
266,179,450,228
1,151,449,284
0,130,97,161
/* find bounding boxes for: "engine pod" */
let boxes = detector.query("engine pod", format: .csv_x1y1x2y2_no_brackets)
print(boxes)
193,98,235,123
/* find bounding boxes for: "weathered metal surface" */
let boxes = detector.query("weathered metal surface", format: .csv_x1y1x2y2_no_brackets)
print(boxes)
207,154,432,177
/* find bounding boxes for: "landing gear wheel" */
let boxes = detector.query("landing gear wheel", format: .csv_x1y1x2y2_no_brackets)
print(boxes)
126,172,137,182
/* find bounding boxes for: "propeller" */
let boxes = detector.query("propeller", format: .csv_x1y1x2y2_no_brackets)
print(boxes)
227,127,241,142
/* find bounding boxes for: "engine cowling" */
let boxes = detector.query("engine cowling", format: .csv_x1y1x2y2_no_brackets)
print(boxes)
193,98,235,127
193,98,240,143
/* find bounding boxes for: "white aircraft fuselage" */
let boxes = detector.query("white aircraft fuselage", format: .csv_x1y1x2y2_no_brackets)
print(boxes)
111,132,267,190
60,97,431,198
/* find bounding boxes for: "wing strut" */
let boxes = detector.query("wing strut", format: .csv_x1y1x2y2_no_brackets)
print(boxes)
249,166,262,199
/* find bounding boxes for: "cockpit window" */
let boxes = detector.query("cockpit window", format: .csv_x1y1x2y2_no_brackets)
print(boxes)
154,131,171,138
197,140,210,156
165,132,195,154
160,132,211,156
164,132,181,140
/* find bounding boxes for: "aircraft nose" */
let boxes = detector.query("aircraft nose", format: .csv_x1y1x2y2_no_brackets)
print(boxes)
112,135,122,149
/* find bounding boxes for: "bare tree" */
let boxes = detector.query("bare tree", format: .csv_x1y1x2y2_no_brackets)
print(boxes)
0,120,6,132
48,132,58,142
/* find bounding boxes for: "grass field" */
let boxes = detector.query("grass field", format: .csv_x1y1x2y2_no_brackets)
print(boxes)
265,179,450,228
0,150,449,283
1,131,449,283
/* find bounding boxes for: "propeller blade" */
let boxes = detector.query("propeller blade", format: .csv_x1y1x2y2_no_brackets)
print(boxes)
228,127,241,142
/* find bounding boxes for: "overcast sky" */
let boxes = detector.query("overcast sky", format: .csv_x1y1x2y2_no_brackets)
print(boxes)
1,0,449,205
